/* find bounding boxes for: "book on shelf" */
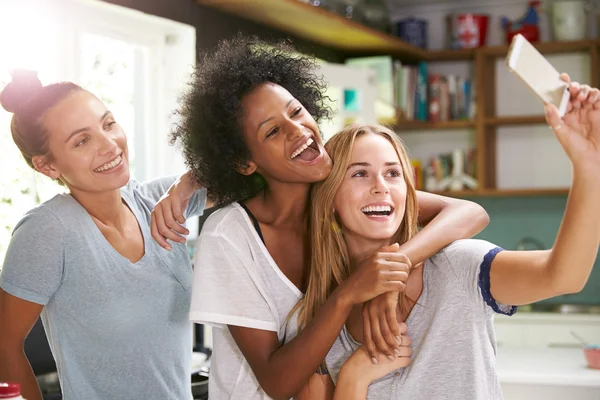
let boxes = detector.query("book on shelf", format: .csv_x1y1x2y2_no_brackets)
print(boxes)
413,147,477,192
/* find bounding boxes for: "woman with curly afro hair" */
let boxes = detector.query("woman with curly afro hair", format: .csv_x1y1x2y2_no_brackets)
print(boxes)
161,34,490,400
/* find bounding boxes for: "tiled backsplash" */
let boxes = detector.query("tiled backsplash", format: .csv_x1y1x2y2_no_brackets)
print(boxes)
470,195,600,305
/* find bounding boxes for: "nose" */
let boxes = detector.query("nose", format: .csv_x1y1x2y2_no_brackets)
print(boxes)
98,131,118,155
370,175,390,195
285,119,304,141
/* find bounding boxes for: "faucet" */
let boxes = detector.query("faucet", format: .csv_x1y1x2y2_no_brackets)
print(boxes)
515,236,545,251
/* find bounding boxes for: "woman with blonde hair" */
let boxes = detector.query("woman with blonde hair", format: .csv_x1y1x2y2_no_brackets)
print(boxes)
291,75,600,399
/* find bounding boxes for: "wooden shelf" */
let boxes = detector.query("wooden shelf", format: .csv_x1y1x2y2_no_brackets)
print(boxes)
482,40,597,58
430,188,569,198
197,0,426,60
395,119,476,131
426,48,476,62
484,115,546,126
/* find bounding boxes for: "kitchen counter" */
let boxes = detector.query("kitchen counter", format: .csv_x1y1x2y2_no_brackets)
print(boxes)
496,347,600,400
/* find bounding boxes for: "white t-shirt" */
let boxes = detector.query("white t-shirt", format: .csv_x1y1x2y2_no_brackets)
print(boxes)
190,202,303,400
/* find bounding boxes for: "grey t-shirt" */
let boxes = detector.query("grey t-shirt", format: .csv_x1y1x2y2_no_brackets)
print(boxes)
291,239,516,400
0,177,206,400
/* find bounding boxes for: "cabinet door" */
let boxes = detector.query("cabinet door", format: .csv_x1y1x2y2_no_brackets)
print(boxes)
317,62,377,142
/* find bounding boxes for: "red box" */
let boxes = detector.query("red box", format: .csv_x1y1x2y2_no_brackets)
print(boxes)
456,14,489,48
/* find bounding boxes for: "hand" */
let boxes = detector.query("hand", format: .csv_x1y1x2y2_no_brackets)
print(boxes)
151,172,200,250
340,340,412,386
362,293,404,364
341,243,411,306
546,74,600,173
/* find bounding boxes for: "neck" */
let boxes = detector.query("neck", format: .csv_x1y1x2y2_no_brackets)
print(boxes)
346,234,393,268
257,180,311,227
69,187,127,227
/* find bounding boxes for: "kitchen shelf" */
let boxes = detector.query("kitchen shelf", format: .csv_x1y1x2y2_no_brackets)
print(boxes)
484,115,547,127
481,39,598,58
197,0,426,60
395,119,476,131
426,48,476,62
431,188,569,198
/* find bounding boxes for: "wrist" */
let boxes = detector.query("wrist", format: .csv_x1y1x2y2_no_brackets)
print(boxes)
178,171,202,198
331,283,355,311
339,363,370,388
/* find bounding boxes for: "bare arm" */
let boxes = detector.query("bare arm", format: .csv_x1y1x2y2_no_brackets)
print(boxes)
297,344,413,400
491,80,600,305
0,289,44,400
228,246,410,400
403,191,489,263
362,192,489,361
229,291,352,400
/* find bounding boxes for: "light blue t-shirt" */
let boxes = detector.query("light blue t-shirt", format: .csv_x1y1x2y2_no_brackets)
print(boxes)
0,177,206,400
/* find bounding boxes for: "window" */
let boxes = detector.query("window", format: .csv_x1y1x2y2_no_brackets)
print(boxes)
0,0,195,264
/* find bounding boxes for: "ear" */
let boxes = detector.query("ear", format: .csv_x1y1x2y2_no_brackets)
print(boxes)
32,155,61,180
236,160,257,176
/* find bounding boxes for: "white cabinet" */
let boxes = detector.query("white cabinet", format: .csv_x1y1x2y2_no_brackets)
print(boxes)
494,312,600,348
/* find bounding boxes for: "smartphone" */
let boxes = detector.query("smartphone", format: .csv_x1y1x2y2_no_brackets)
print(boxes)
506,34,570,117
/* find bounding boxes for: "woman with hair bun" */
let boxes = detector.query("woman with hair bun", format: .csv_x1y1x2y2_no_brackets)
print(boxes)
0,70,207,400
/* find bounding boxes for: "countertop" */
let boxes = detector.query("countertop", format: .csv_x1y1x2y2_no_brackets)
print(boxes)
496,347,600,387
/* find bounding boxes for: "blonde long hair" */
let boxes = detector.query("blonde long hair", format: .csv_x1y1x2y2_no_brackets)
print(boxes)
295,124,419,329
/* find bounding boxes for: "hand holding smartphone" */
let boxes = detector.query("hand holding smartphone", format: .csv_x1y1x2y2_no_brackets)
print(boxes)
506,34,570,117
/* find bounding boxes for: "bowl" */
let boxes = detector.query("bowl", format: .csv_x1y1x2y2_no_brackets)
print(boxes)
584,345,600,369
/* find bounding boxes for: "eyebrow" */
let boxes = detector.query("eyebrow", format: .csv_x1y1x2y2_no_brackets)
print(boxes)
65,110,112,143
347,161,400,169
257,99,296,131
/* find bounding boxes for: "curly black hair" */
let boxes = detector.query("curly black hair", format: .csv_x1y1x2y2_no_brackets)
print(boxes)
171,34,331,206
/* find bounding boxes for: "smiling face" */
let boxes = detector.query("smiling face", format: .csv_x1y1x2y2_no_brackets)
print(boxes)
36,90,130,193
333,133,408,247
239,83,332,184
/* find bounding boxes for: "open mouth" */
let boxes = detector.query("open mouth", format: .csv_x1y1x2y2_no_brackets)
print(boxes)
291,137,321,162
361,205,394,217
94,155,123,173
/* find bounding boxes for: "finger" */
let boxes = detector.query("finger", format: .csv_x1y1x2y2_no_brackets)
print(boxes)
369,311,395,361
545,104,569,143
380,261,411,273
559,73,571,84
384,280,407,292
399,334,412,348
151,213,171,250
154,207,184,245
362,308,379,364
162,204,189,241
379,242,400,252
385,303,402,340
584,88,600,106
378,252,412,267
578,85,591,102
378,312,402,357
382,270,409,283
171,200,186,225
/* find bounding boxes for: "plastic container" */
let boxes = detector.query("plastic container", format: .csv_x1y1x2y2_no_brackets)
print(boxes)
0,383,25,399
584,345,600,370
394,17,428,49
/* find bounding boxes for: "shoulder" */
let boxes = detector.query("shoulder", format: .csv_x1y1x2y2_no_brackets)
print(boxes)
433,239,501,264
200,203,250,238
13,195,74,235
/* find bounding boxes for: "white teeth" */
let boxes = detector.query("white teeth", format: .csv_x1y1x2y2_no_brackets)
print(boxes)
94,155,122,172
361,205,392,213
291,138,314,159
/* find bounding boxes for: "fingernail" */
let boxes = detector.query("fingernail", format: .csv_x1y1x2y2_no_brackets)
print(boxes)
387,355,396,361
372,357,378,365
394,349,402,357
184,230,190,235
396,336,402,343
166,244,172,251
